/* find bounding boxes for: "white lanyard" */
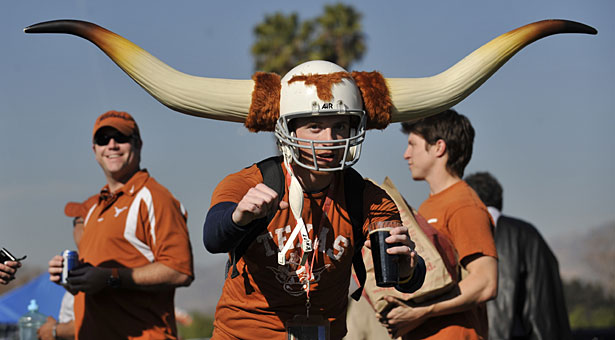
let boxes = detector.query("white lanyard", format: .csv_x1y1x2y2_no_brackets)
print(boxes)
278,161,311,265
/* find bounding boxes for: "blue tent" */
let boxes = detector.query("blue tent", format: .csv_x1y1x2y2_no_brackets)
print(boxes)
0,273,65,323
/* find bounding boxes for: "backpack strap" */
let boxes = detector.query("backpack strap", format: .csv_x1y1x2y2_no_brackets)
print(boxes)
227,156,285,279
257,156,286,219
343,167,367,301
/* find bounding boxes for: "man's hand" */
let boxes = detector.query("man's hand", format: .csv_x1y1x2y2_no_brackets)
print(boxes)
388,225,418,279
66,264,109,294
37,316,57,340
380,297,428,338
49,255,82,295
0,260,21,284
232,183,289,226
48,255,63,284
364,225,418,279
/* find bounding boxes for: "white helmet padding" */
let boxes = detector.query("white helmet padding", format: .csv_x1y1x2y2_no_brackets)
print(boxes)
275,60,366,172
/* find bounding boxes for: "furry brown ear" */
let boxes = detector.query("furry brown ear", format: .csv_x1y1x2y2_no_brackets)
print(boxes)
247,72,281,132
247,71,392,132
351,71,392,130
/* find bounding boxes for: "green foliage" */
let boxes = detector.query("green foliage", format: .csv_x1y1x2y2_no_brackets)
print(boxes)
563,278,615,329
311,3,365,70
569,305,615,329
177,311,214,339
252,12,314,76
251,3,365,75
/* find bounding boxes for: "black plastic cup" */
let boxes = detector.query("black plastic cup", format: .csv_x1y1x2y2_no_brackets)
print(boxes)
369,221,402,287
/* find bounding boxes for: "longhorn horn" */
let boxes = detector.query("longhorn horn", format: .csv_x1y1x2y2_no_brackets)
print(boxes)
25,19,597,128
387,19,597,122
24,20,253,123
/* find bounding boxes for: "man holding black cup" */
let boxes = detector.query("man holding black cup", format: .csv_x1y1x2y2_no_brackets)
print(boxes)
203,61,425,340
367,221,409,288
377,109,498,339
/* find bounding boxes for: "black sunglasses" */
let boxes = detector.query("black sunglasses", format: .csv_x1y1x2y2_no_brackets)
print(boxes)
94,131,133,146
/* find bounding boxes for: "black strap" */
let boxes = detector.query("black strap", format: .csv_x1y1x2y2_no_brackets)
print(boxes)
227,156,285,279
257,156,286,222
343,167,367,301
227,157,367,301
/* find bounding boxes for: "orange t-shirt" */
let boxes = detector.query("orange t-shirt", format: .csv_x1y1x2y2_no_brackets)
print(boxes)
209,164,400,340
409,180,497,340
75,170,194,340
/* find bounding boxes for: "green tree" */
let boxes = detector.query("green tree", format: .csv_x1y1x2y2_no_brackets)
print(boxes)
177,311,214,339
251,3,365,75
310,3,366,70
563,278,615,329
251,12,314,75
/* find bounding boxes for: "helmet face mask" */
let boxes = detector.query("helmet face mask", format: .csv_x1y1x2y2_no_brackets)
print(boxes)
275,109,366,172
275,60,367,172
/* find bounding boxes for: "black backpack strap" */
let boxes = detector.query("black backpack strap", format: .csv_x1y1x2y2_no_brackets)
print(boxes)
343,167,367,301
257,156,285,220
227,156,285,279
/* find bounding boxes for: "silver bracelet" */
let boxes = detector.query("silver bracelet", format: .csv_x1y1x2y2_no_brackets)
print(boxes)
52,323,57,339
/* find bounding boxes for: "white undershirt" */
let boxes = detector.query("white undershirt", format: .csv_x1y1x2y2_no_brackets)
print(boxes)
58,291,74,323
487,206,501,228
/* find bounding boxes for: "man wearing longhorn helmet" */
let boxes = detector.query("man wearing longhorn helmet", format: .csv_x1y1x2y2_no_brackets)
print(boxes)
25,16,596,340
203,60,425,339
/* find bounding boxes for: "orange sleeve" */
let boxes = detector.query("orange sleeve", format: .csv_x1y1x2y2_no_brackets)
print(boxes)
210,164,263,208
144,191,194,277
64,194,99,218
448,206,497,262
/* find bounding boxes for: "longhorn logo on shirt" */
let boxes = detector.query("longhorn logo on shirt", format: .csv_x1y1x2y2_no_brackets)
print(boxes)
267,264,330,296
114,206,128,217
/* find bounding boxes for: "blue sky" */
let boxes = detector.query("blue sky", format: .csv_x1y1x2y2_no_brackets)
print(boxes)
1,1,613,272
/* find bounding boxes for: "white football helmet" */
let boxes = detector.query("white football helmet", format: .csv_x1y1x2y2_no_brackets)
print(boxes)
275,60,366,171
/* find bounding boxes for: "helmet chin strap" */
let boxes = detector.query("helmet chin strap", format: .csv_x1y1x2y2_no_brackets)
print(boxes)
278,147,312,266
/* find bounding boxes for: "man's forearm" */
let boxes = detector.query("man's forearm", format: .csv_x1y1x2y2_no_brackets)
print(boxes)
118,262,193,290
203,202,254,253
56,321,75,340
422,256,497,318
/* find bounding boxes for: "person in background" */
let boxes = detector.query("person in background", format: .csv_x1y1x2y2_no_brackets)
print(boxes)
378,109,498,339
38,197,95,340
465,171,572,340
46,110,194,339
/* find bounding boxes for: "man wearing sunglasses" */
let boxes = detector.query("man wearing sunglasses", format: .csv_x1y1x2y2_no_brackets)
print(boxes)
46,110,194,340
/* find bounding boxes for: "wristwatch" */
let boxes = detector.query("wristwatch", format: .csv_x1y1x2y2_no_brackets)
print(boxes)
107,268,121,288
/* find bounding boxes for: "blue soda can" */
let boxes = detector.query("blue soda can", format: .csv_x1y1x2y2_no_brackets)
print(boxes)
61,250,79,285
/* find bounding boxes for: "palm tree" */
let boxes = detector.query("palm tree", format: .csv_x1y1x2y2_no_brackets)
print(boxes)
310,3,366,70
251,12,314,75
251,4,366,75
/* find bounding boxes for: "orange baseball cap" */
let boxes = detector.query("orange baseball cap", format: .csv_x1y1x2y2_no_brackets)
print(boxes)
64,195,99,218
92,110,141,141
